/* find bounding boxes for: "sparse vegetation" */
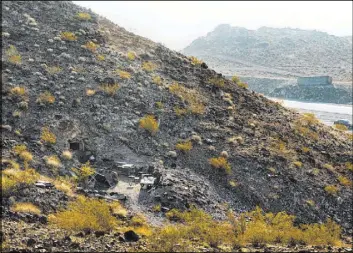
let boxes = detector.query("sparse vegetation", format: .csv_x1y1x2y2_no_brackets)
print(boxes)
127,51,136,61
12,110,22,118
12,145,32,168
2,159,20,170
72,162,95,183
269,138,296,160
117,70,131,79
11,202,41,215
99,83,120,96
60,31,77,41
306,199,315,207
86,89,96,96
46,66,62,74
12,144,27,155
346,162,353,171
237,82,248,89
337,176,352,186
41,127,56,144
84,41,98,52
152,75,162,85
10,86,27,98
109,201,128,218
52,177,76,197
1,168,39,195
292,161,303,168
169,82,205,114
62,150,72,160
76,12,91,21
174,106,188,117
149,206,342,251
334,123,348,131
302,113,320,125
155,101,164,109
175,140,193,152
48,195,117,231
324,185,339,195
229,180,238,187
293,113,320,141
190,56,202,66
6,45,22,65
139,115,159,135
45,155,61,170
323,163,334,171
36,91,55,104
231,75,240,83
208,77,225,88
153,204,161,212
312,168,320,176
301,147,310,153
142,61,156,72
96,54,105,61
294,125,319,141
209,156,231,174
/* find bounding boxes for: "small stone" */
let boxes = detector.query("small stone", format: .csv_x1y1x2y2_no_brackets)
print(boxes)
191,135,202,144
1,125,12,131
70,242,80,249
2,32,10,37
166,151,177,158
60,53,70,59
47,48,53,52
18,101,28,110
220,151,229,158
94,231,105,237
27,238,36,247
78,57,86,62
34,44,39,47
8,196,16,205
28,58,34,62
208,146,216,151
39,215,47,224
53,36,61,41
47,39,54,43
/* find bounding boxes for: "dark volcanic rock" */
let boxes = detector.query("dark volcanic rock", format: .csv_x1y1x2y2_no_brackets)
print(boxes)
124,230,139,242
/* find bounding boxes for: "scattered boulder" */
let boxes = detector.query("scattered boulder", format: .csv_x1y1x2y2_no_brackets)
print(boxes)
123,230,139,242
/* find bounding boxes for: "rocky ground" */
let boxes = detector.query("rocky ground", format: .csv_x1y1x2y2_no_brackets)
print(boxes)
1,1,352,252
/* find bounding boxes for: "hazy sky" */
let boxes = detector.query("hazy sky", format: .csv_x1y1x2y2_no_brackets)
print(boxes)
74,1,352,51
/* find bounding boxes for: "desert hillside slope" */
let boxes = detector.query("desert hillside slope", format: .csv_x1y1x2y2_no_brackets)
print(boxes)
1,1,352,252
183,24,353,81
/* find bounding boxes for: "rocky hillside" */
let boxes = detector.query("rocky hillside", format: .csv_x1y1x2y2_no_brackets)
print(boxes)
1,1,353,252
183,24,353,81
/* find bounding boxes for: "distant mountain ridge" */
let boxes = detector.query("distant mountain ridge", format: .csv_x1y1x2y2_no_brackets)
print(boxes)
183,24,353,81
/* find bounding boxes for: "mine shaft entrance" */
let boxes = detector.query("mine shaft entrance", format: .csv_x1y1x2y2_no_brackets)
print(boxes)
69,141,81,151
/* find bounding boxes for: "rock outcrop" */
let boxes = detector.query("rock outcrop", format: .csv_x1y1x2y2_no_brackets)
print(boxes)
183,24,353,82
